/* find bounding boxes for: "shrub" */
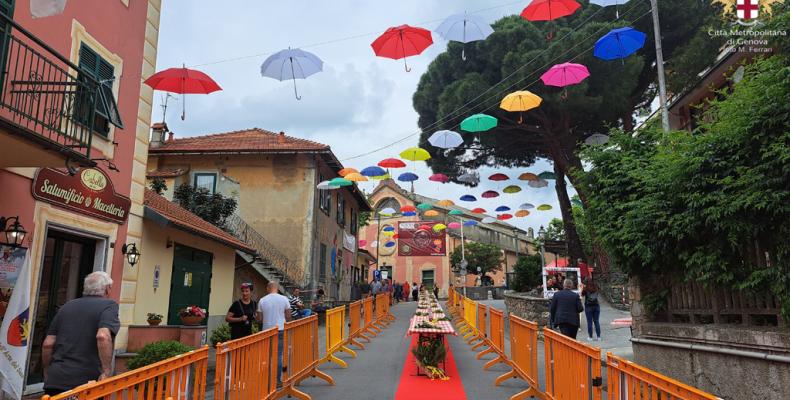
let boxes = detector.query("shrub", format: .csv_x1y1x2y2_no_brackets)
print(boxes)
127,341,194,370
512,254,543,292
210,322,260,347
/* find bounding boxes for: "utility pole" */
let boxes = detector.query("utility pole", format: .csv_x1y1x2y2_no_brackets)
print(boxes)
650,0,670,132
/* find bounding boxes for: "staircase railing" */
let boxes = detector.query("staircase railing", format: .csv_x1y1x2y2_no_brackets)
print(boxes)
225,213,306,287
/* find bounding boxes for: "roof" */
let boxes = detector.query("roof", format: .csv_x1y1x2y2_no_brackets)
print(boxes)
148,128,329,154
143,189,254,253
146,168,187,178
357,248,376,262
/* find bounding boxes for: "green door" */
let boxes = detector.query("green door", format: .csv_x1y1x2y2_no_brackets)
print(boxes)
167,245,212,325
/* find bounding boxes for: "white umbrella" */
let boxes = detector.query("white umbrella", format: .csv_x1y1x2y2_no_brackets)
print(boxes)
261,48,324,100
519,203,535,210
528,179,549,188
428,130,464,149
435,13,495,60
317,180,340,190
589,0,626,18
458,172,480,185
585,133,610,145
481,216,497,224
379,207,397,215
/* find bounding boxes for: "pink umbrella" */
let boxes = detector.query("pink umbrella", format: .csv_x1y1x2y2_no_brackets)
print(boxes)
448,222,462,229
481,190,499,198
540,62,590,87
429,173,450,183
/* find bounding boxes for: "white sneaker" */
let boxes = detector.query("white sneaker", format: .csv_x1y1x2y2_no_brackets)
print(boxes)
587,337,594,341
595,337,601,341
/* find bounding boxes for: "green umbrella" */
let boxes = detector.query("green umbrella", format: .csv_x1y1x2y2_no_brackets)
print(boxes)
417,203,433,211
538,171,556,180
448,209,463,215
537,204,553,211
460,113,498,133
503,185,522,194
329,177,353,187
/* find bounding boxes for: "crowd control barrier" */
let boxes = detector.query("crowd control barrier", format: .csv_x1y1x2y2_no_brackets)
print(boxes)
373,294,389,329
215,328,278,400
348,299,367,348
495,316,543,400
606,353,723,400
361,296,380,338
42,346,209,400
478,306,507,370
452,291,466,324
322,305,357,368
543,327,602,400
470,303,489,349
461,298,478,340
275,315,333,400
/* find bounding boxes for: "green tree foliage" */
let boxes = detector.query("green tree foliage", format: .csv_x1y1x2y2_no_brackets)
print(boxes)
149,177,167,195
127,341,193,370
450,242,504,278
580,51,790,315
512,254,543,292
173,183,237,228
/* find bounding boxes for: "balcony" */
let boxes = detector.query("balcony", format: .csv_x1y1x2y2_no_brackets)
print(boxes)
0,13,100,168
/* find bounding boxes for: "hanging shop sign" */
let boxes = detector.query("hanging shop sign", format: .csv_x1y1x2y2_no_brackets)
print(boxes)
32,168,131,224
398,221,446,257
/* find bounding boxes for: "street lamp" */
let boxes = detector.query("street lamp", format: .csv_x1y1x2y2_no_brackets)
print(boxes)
122,243,141,267
0,216,26,248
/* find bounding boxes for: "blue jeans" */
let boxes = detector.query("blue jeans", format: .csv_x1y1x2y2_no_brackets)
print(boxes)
277,330,284,385
585,304,601,338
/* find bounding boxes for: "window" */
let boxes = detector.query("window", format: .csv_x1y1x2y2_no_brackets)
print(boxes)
376,197,401,214
194,173,217,194
319,174,331,214
336,193,346,226
350,208,357,234
77,44,123,136
319,243,327,282
422,269,435,288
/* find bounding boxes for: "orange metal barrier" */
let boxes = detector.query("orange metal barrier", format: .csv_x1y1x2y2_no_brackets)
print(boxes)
495,316,543,400
373,294,391,328
607,353,723,400
470,303,488,349
478,306,507,370
452,293,466,324
361,296,379,338
42,346,209,400
322,305,357,368
461,298,478,339
544,327,602,400
347,300,367,348
215,328,278,400
275,315,333,400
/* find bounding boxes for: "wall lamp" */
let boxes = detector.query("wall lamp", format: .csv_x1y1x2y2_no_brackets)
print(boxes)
121,243,141,267
0,216,26,248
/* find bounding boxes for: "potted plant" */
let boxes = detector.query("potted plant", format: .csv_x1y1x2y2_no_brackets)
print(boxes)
179,305,207,326
146,313,163,326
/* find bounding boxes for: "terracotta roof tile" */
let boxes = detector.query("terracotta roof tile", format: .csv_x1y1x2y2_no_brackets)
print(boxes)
146,168,187,178
148,128,329,154
144,189,254,253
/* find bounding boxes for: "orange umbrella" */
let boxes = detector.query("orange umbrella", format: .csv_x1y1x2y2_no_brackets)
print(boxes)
515,210,530,217
338,168,359,177
518,172,539,181
344,172,368,182
437,199,455,206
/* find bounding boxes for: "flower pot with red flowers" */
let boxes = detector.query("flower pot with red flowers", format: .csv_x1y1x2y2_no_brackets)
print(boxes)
146,313,164,326
179,305,207,326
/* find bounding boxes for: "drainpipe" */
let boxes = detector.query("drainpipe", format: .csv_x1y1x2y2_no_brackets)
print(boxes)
630,337,790,364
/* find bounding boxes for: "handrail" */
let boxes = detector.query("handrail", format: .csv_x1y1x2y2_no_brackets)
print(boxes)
0,13,83,71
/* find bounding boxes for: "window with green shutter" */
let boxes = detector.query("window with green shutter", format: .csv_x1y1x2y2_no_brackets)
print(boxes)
76,44,123,136
0,1,15,88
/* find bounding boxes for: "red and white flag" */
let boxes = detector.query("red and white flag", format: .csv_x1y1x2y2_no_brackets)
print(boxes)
737,0,760,21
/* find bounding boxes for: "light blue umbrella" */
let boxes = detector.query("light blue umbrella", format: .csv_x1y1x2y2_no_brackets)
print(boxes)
590,0,626,18
435,13,494,60
260,48,323,100
428,130,464,149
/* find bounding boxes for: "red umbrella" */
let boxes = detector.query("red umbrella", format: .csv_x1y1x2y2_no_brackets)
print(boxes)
371,25,433,72
521,0,581,21
429,173,450,183
497,213,513,220
481,190,500,198
418,224,432,230
144,65,222,120
488,173,509,181
400,205,417,213
378,158,407,168
471,207,487,214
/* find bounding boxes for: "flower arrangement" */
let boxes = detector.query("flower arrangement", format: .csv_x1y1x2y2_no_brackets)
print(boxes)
415,311,428,316
179,305,207,318
412,336,448,380
147,313,163,320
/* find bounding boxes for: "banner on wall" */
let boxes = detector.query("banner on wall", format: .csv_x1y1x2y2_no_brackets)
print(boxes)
0,246,30,399
398,221,446,257
342,231,356,252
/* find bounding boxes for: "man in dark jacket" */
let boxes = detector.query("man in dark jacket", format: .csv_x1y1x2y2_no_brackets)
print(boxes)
549,279,584,339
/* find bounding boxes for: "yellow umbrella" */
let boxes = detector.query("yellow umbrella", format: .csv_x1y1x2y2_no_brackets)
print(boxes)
436,199,455,207
370,173,391,180
537,204,553,211
424,210,440,217
500,91,542,123
344,172,368,182
338,167,358,177
399,147,431,162
432,223,447,231
515,210,530,217
382,230,395,237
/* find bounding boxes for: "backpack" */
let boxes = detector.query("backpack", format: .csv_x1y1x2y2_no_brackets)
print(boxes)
585,291,599,306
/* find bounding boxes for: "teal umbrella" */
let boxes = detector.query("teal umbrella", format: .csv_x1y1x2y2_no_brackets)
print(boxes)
417,203,433,211
448,209,463,215
329,177,352,187
460,113,498,133
538,171,556,180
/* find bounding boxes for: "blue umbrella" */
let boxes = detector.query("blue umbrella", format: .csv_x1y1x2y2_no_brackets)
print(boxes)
398,172,419,182
260,48,324,100
459,194,477,202
435,13,494,60
495,205,511,212
384,241,396,248
382,225,395,232
402,211,417,216
594,27,646,62
463,220,479,227
360,166,387,177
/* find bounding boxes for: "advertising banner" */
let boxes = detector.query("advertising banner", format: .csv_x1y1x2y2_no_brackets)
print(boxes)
397,221,446,257
32,168,131,224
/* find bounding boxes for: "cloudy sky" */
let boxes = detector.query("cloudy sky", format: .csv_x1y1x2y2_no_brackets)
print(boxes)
154,0,577,233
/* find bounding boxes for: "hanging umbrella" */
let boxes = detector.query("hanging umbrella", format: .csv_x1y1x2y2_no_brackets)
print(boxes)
379,207,397,215
460,113,498,133
516,210,531,217
371,174,391,180
359,239,367,247
317,180,340,190
437,199,455,207
458,173,480,184
393,234,400,239
419,224,433,230
464,220,479,227
488,173,509,181
398,172,419,182
519,203,535,210
402,211,417,217
590,0,626,18
329,177,352,187
338,168,358,177
433,223,447,231
435,13,494,60
539,171,556,180
144,65,222,120
428,130,464,149
471,208,486,214
481,190,499,198
447,222,462,229
429,173,450,183
360,166,387,177
540,62,590,95
260,48,323,100
424,210,440,217
378,158,407,168
537,204,553,211
503,185,522,194
529,179,549,188
371,24,433,72
383,230,395,237
585,133,610,145
459,194,477,202
481,217,497,224
400,147,431,161
417,203,433,211
497,213,513,220
401,205,417,213
449,209,464,215
518,172,540,181
495,206,511,212
500,91,542,123
370,241,378,248
521,0,581,21
594,27,647,62
385,241,396,248
344,172,368,182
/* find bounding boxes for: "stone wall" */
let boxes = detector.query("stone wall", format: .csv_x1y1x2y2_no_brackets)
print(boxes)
503,292,550,327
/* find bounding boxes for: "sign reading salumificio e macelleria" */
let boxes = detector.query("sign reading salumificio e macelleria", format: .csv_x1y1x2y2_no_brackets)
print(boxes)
32,168,131,224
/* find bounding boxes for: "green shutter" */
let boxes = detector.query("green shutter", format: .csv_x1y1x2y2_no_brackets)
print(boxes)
78,43,124,130
0,0,15,18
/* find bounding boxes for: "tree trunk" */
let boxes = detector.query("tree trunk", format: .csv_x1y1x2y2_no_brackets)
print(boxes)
552,157,585,268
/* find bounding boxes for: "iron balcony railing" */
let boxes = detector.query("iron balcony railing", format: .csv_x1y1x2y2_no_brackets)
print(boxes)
0,12,99,164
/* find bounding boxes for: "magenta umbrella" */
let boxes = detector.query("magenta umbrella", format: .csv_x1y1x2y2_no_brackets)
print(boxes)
540,62,590,88
429,173,450,183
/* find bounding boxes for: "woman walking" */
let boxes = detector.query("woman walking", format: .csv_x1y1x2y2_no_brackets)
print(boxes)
582,277,602,341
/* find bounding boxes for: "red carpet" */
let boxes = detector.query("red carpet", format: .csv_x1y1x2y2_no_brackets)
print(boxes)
394,335,467,400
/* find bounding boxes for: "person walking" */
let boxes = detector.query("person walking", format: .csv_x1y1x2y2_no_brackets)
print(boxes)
402,281,410,302
360,279,371,298
257,282,292,385
41,271,119,396
433,284,439,299
549,279,584,339
582,278,602,341
393,281,402,303
371,279,382,296
226,282,257,340
411,282,419,301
